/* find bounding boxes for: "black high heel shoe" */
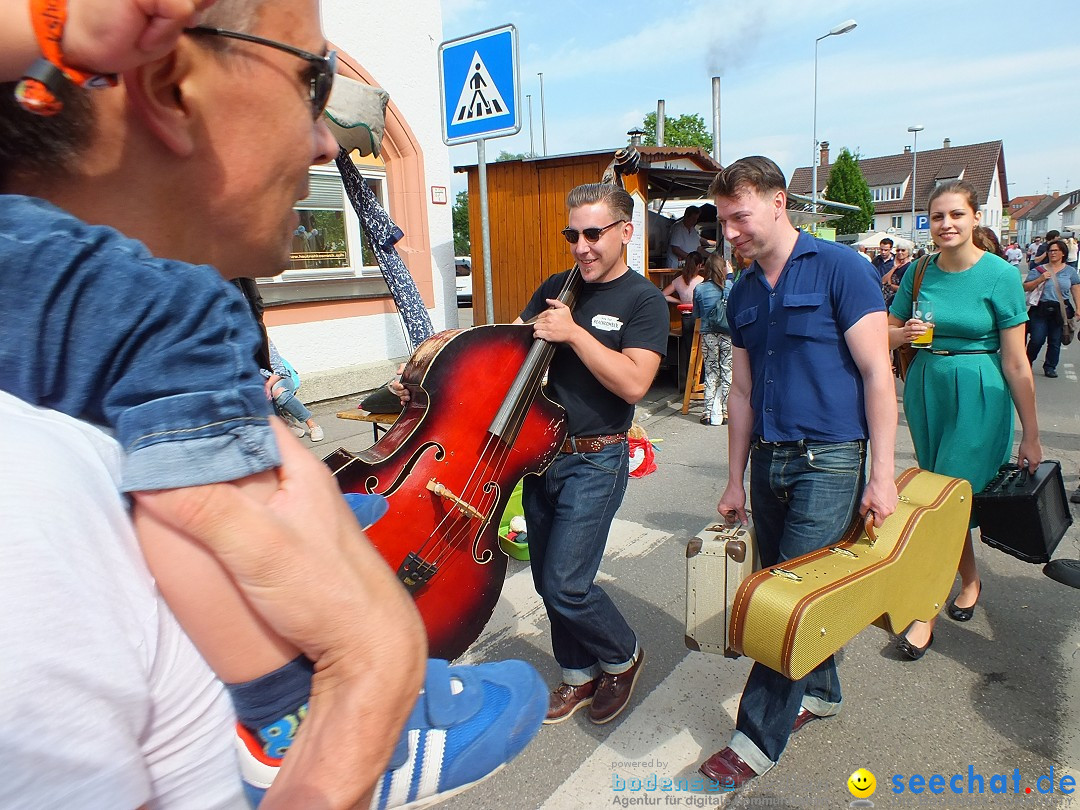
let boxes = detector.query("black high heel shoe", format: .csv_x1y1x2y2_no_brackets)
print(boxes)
946,581,981,622
897,632,934,661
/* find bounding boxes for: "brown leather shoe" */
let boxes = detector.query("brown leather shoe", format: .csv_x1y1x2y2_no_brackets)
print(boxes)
544,680,597,724
698,746,758,789
588,649,645,725
792,707,821,734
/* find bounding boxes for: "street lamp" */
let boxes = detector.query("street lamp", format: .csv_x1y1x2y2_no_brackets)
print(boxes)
538,72,548,156
526,93,534,156
811,19,857,224
908,124,924,244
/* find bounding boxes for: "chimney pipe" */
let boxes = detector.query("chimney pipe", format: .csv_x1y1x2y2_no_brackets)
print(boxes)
656,99,666,147
904,145,911,154
819,140,830,169
711,77,722,165
943,138,951,148
627,128,644,147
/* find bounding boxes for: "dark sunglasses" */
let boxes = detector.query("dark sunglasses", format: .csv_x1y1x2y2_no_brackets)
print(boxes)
561,220,625,244
184,26,337,119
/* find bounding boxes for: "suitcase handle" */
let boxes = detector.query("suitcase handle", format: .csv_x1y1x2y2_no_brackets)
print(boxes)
863,511,877,546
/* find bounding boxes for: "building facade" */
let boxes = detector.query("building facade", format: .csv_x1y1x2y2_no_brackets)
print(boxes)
257,0,457,402
789,139,1008,246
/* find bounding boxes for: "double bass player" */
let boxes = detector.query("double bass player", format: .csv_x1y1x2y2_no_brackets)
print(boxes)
394,182,668,724
514,183,668,725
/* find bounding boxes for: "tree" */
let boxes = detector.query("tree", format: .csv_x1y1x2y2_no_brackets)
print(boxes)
640,111,712,149
823,148,874,234
452,190,470,256
495,151,537,161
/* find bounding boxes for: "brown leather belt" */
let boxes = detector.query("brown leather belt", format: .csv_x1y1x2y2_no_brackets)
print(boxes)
560,433,627,454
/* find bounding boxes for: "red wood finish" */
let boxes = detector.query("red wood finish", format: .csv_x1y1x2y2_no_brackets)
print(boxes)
330,324,567,660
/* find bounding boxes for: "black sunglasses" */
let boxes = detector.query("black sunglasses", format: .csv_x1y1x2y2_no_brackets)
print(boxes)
561,220,625,244
184,26,337,119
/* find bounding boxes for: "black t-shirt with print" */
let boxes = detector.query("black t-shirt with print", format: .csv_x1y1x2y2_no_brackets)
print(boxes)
521,268,669,435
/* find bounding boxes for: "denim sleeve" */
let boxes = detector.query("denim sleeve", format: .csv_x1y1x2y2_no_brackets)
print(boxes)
102,262,280,491
0,213,278,492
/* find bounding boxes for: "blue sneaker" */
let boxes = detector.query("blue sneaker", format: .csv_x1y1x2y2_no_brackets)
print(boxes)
236,658,547,809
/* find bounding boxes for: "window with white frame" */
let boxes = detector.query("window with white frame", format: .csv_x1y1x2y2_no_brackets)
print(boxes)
870,185,903,202
891,215,903,229
265,164,390,282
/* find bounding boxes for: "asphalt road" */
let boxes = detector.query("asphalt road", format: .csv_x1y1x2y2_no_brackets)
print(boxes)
306,323,1080,810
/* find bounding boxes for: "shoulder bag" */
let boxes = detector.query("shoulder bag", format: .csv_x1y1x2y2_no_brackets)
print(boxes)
894,254,933,381
1047,267,1078,346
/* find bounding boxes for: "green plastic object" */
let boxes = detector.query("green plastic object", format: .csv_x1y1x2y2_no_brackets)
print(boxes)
498,480,529,561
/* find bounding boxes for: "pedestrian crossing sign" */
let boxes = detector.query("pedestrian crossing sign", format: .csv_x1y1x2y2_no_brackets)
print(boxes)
439,25,520,146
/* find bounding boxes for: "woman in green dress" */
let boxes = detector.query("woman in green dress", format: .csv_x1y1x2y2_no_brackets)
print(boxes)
887,179,1042,660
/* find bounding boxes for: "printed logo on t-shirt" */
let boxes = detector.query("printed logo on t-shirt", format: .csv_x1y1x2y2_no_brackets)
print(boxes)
591,314,624,332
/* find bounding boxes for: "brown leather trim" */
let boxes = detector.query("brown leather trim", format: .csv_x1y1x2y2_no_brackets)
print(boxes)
777,474,965,674
686,537,702,558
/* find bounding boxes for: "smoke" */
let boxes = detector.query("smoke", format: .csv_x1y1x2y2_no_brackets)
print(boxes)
705,8,767,77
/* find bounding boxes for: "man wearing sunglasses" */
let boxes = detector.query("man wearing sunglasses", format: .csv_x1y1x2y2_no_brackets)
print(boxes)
513,183,668,726
0,1,546,807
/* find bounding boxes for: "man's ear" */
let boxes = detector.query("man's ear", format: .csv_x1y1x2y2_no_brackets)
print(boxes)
122,48,198,157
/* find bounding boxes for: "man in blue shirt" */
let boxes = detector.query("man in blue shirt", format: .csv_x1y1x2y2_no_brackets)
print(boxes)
698,156,898,788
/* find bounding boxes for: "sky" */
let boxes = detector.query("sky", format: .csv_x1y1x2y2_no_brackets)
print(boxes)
441,0,1080,201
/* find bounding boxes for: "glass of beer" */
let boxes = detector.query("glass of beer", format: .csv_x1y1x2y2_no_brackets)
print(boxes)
911,297,934,347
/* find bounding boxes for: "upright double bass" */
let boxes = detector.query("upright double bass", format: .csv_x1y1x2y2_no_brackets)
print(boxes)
326,270,581,659
326,147,640,660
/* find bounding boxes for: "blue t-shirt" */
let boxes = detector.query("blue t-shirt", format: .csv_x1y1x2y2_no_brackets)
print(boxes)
0,194,278,491
726,231,885,443
1025,264,1080,306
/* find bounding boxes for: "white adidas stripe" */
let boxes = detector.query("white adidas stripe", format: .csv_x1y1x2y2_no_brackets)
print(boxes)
370,727,448,810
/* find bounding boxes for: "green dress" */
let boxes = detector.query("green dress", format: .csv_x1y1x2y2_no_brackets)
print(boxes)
889,252,1028,496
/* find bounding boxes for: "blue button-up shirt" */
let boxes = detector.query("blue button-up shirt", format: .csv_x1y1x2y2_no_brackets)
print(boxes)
727,232,885,443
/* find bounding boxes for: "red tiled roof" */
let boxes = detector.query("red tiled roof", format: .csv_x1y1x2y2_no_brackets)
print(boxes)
1008,195,1048,220
789,140,1006,213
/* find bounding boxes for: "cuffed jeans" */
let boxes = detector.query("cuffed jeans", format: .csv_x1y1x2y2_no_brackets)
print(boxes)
523,441,638,685
729,438,866,775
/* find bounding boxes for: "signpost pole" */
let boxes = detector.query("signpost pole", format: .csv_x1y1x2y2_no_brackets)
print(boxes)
477,138,495,324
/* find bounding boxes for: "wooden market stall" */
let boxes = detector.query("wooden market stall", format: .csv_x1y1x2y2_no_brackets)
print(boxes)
455,146,723,325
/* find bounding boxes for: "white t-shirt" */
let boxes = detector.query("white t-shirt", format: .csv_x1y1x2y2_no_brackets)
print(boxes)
1005,246,1023,266
666,221,701,266
0,392,244,810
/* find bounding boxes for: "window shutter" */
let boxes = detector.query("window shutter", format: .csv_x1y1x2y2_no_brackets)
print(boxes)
296,175,344,210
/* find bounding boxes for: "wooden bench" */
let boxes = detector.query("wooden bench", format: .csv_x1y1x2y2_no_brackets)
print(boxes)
335,409,399,440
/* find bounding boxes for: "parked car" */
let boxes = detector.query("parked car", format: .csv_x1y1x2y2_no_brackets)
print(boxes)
455,256,472,307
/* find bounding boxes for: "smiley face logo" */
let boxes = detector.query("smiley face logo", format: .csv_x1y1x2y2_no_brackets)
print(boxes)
847,768,876,798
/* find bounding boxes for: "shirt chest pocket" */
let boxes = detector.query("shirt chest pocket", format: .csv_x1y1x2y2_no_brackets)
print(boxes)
782,292,827,337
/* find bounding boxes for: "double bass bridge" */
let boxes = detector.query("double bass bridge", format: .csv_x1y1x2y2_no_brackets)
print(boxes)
426,478,486,521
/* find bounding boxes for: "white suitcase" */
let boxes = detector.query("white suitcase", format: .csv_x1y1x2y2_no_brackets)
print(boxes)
685,522,759,656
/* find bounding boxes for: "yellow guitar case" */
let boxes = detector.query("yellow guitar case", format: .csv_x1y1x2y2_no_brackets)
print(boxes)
729,468,971,680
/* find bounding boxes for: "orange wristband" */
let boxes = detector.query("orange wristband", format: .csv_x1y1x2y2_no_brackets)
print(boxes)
14,0,117,116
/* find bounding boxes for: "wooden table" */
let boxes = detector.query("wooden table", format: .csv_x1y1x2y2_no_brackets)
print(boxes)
335,409,399,440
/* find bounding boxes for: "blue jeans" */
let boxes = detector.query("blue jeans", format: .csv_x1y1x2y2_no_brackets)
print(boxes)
523,442,637,685
1026,303,1062,373
271,375,312,423
730,438,866,775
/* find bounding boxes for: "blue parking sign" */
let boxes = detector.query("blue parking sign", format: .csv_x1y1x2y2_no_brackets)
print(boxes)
439,25,520,146
915,214,929,230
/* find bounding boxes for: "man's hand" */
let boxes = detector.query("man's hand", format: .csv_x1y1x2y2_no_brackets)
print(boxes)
859,474,897,527
388,362,410,405
717,480,748,526
63,0,218,74
135,419,426,809
532,299,581,344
